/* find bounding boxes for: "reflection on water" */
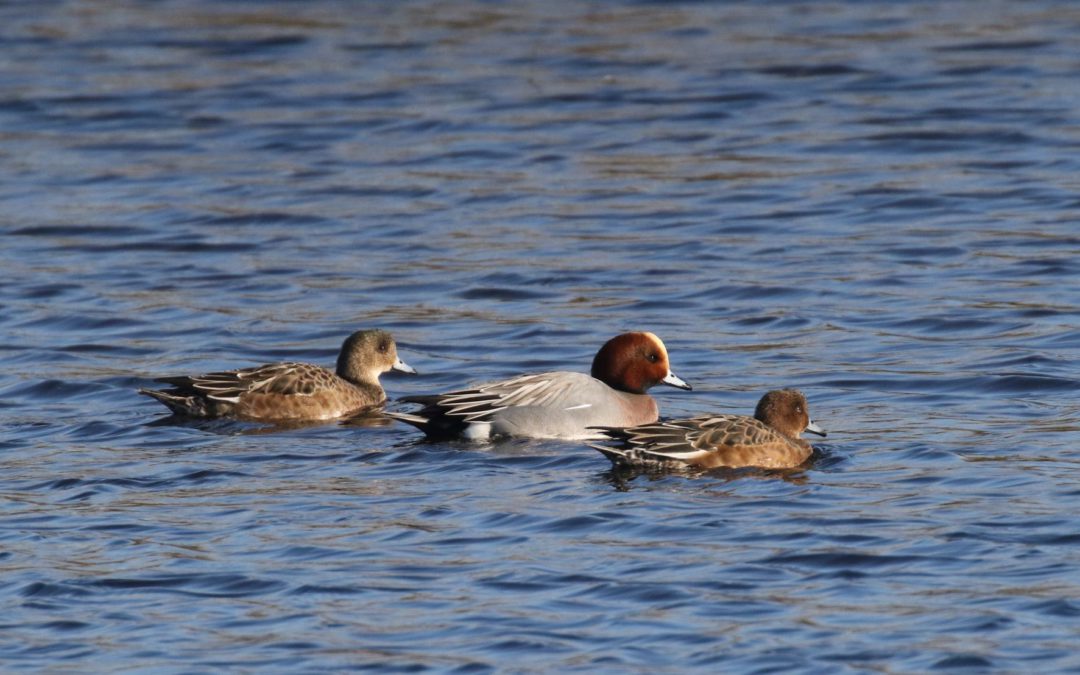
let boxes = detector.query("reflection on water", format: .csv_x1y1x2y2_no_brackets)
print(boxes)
1,0,1079,671
145,410,396,435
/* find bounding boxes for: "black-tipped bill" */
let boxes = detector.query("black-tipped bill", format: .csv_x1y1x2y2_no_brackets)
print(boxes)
661,371,692,391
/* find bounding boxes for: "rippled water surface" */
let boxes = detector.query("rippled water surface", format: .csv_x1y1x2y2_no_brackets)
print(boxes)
3,1,1080,671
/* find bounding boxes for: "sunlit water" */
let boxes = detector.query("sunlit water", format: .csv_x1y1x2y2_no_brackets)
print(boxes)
2,1,1079,671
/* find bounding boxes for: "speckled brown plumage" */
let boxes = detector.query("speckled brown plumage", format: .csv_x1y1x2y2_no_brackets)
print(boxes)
591,389,826,471
140,329,414,421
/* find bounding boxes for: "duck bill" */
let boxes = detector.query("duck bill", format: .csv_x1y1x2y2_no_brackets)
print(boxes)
392,358,417,375
661,370,692,391
805,420,827,437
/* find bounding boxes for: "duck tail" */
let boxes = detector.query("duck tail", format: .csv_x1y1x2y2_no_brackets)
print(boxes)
139,388,202,416
586,442,632,466
384,410,435,433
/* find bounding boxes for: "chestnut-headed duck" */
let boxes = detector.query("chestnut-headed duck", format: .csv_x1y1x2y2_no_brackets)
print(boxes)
591,388,826,470
389,331,690,440
140,329,415,421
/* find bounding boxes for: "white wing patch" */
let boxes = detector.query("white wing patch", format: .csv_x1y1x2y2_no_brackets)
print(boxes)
641,447,711,462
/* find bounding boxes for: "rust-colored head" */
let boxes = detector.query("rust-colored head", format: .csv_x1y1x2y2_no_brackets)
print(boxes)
590,332,691,395
753,389,826,439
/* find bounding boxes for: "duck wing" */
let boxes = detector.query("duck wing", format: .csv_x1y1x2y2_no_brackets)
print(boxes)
157,362,335,402
401,372,589,423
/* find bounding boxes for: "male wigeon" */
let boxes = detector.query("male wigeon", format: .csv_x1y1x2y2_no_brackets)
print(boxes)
139,329,415,421
388,331,691,440
590,388,826,470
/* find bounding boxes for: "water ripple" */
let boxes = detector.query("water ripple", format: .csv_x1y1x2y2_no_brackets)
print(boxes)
1,1,1079,672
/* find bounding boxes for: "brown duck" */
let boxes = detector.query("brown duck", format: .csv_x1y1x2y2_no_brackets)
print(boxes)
590,388,826,470
140,329,415,421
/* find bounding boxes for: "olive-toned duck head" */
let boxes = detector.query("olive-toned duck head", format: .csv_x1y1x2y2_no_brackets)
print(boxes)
336,329,415,385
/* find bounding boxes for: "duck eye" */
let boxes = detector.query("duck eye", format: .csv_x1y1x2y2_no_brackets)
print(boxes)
378,342,389,353
647,354,659,363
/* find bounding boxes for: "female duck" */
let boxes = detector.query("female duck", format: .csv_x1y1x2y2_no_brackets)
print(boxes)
390,331,690,440
591,388,826,470
140,329,414,421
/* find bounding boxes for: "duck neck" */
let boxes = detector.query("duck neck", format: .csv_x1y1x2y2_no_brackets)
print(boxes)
336,359,381,390
339,369,386,404
593,365,649,395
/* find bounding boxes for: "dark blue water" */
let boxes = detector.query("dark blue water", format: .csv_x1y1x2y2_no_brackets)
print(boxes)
2,1,1079,671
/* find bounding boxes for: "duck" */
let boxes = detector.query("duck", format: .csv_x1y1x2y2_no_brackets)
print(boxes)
590,388,826,470
388,331,690,440
139,329,415,421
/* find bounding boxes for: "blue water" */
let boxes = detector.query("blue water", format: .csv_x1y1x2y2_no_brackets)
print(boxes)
2,1,1079,671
